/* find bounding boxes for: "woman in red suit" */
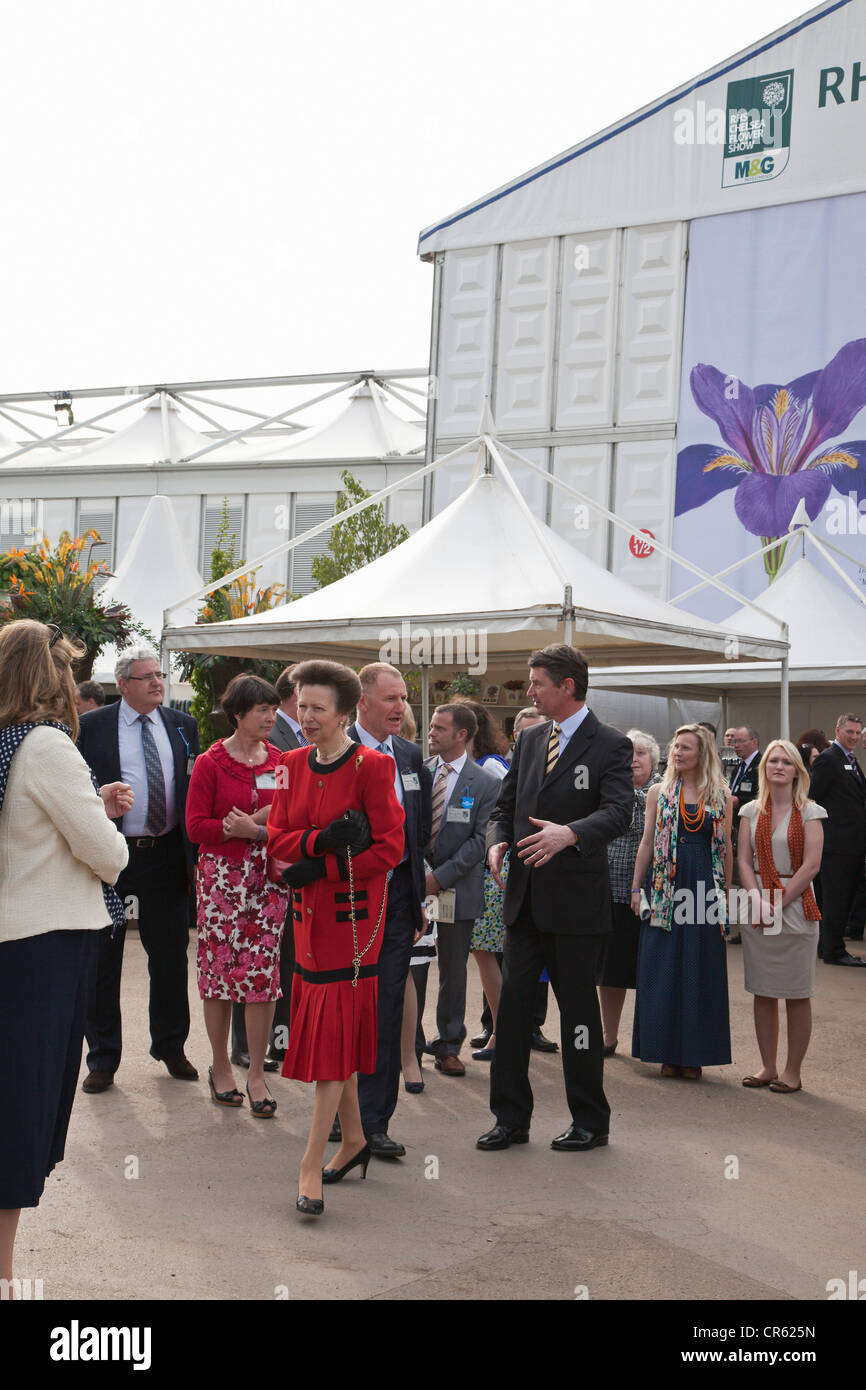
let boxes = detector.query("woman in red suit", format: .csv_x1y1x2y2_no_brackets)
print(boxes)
267,660,404,1216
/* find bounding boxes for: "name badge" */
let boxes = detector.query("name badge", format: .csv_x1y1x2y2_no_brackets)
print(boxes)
446,805,471,823
255,771,277,790
186,756,196,776
401,771,420,791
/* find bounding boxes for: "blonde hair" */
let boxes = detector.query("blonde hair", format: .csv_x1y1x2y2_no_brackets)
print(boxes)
400,704,417,741
0,619,85,740
660,723,727,802
358,661,402,692
757,739,811,814
627,727,660,770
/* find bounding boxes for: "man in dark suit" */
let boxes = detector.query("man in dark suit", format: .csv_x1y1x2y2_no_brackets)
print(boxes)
78,647,200,1091
423,703,500,1075
809,712,866,967
346,662,431,1158
231,665,308,1069
478,645,633,1153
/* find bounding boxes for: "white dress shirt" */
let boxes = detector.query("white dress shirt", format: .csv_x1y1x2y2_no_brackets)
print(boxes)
117,700,178,836
554,704,590,759
432,749,468,808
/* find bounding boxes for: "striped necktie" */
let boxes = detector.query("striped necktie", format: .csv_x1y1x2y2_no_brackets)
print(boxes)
138,714,167,835
429,762,454,850
545,724,561,776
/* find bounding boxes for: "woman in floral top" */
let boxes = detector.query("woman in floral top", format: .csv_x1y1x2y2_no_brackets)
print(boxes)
597,729,661,1057
186,675,287,1116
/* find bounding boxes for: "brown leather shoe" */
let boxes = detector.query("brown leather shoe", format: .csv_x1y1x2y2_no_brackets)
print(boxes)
434,1054,466,1077
82,1069,114,1094
162,1053,199,1081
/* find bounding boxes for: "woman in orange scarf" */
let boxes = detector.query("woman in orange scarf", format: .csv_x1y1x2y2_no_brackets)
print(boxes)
737,740,825,1094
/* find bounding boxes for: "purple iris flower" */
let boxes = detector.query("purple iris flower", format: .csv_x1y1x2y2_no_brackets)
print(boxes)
676,338,866,536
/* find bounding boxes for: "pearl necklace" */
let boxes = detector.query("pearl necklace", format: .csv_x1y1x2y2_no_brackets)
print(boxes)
317,735,352,764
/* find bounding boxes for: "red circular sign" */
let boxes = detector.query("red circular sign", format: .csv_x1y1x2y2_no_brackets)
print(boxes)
628,529,655,558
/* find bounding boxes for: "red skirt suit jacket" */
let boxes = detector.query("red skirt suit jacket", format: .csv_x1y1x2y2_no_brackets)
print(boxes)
267,742,405,1081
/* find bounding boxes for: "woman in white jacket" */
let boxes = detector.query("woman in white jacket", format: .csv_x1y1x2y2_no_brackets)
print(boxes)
0,620,129,1298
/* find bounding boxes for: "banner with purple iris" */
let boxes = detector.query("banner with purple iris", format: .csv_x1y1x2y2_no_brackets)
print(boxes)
671,192,866,623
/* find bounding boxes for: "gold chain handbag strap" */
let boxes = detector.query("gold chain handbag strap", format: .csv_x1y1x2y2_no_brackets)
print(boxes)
346,847,389,988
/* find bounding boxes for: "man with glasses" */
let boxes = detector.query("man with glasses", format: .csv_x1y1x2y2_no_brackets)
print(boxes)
78,646,201,1090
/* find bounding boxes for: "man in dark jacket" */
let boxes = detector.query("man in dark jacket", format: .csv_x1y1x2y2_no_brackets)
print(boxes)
809,712,866,967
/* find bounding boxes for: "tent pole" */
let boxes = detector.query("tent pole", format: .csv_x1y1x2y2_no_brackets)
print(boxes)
563,584,574,644
421,664,430,758
780,626,790,740
161,617,171,708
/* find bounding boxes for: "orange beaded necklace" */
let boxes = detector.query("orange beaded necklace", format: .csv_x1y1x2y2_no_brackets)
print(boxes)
678,782,705,829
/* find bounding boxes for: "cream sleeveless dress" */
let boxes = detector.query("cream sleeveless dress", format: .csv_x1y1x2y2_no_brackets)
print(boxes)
738,800,826,999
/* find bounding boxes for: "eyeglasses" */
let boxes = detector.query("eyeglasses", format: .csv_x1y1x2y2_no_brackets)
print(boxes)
125,671,166,682
46,624,63,649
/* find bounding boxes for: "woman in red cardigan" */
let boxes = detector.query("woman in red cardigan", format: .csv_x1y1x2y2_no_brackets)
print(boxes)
186,674,287,1117
267,659,404,1217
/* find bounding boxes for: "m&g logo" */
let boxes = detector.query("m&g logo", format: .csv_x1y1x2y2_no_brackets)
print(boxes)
722,69,793,189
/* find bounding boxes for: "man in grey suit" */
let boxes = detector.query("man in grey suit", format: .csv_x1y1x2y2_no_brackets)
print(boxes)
424,703,500,1076
232,666,308,1068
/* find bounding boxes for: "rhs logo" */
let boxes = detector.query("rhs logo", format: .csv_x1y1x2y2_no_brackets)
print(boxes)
722,70,793,188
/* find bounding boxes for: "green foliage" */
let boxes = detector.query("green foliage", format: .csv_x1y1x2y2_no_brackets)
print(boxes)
175,500,289,749
0,531,149,679
311,470,409,589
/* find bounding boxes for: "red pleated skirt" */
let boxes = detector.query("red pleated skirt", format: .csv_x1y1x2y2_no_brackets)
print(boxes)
282,975,379,1083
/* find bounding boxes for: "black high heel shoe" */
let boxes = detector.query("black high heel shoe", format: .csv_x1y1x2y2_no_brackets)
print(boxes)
322,1143,371,1184
296,1193,324,1216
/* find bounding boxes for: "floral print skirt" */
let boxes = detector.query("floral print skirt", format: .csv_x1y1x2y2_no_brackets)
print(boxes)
471,855,510,953
196,845,286,1002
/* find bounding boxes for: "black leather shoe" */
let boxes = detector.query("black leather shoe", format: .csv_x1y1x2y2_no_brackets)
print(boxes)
263,1057,279,1072
727,934,743,945
296,1194,324,1217
825,951,866,966
328,1118,342,1144
530,1029,558,1053
230,1050,251,1068
162,1053,199,1081
366,1132,406,1158
470,1030,491,1049
476,1124,530,1151
551,1126,609,1151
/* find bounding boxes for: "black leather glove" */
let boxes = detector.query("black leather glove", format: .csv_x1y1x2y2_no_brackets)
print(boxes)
317,810,373,854
281,858,327,889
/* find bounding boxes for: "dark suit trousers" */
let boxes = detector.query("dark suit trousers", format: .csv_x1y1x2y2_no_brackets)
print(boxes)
85,831,191,1072
490,899,609,1134
481,963,548,1032
231,908,295,1056
359,859,415,1135
819,853,864,962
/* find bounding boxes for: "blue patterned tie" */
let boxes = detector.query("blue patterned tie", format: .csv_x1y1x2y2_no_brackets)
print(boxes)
138,714,167,835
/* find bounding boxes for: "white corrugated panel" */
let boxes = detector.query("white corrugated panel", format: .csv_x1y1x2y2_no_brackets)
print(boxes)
550,444,611,567
201,497,244,575
610,439,674,597
291,497,336,596
555,231,619,430
616,222,686,425
435,247,497,437
494,238,557,432
78,500,116,568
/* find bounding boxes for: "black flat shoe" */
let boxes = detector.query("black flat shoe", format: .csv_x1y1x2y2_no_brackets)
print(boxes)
246,1083,277,1118
551,1126,609,1152
322,1143,371,1184
230,1050,250,1068
470,1031,491,1049
472,1047,495,1061
476,1124,530,1151
208,1067,243,1107
603,1040,617,1057
296,1194,324,1216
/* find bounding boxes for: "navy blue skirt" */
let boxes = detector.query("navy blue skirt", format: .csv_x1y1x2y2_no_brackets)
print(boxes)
632,815,731,1067
0,929,95,1207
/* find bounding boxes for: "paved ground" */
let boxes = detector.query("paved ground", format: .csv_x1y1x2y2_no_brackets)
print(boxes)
19,932,866,1301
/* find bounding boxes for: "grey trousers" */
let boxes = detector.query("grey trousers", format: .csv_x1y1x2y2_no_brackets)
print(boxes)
427,917,475,1056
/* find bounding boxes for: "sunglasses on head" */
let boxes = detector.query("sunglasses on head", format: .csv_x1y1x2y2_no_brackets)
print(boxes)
46,624,63,649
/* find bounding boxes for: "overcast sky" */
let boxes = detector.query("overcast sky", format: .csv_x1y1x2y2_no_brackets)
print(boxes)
1,0,800,395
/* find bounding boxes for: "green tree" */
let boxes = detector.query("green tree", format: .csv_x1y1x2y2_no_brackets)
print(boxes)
311,470,409,589
0,530,149,678
176,501,289,749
